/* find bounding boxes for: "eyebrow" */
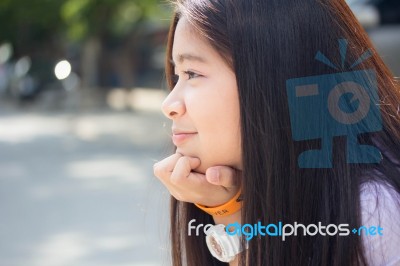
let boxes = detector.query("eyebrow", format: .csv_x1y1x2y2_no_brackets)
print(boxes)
170,53,207,66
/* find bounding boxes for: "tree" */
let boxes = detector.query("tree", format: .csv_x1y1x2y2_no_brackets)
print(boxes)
0,0,172,89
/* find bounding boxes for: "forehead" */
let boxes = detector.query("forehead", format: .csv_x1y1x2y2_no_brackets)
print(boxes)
172,18,215,64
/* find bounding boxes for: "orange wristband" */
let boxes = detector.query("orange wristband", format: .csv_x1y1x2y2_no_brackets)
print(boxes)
194,189,243,217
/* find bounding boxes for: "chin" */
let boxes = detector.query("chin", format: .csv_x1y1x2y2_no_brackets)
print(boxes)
193,158,226,175
193,163,207,175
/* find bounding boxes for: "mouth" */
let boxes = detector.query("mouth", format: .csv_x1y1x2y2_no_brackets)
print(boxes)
172,130,197,146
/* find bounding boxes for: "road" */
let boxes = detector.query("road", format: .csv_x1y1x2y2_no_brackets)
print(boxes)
0,104,172,266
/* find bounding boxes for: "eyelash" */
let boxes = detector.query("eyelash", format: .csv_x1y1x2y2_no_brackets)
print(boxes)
184,71,200,80
171,71,201,85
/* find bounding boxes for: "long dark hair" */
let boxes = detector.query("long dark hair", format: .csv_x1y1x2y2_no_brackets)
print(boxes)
164,0,400,265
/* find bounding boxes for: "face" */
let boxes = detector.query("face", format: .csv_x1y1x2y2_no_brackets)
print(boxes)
162,17,242,174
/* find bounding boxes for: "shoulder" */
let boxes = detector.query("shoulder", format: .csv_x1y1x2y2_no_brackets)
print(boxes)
360,181,400,266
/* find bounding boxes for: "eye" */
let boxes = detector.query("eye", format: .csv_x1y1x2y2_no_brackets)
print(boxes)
184,71,201,80
171,71,202,87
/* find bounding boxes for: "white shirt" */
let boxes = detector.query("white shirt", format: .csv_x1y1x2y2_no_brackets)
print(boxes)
360,181,400,266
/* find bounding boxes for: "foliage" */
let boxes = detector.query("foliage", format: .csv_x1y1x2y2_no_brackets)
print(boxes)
0,0,172,50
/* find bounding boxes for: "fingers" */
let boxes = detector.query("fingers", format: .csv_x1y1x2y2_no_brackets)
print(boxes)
154,153,241,206
153,153,182,178
170,156,201,184
205,166,240,188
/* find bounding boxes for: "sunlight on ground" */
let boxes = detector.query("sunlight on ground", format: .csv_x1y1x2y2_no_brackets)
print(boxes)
30,231,156,266
0,98,170,265
67,158,146,184
0,115,69,143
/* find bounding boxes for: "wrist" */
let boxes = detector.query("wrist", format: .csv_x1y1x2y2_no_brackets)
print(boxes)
195,188,242,217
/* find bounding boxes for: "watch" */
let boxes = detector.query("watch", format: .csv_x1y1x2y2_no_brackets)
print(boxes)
204,224,243,263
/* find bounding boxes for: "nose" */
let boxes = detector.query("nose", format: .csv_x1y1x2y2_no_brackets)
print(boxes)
161,90,186,119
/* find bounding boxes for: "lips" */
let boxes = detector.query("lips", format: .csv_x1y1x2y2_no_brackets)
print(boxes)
172,128,197,145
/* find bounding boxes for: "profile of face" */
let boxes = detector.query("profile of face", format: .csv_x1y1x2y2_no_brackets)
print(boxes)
162,17,242,174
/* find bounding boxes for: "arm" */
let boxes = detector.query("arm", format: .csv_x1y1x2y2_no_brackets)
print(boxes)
154,154,242,263
360,182,400,265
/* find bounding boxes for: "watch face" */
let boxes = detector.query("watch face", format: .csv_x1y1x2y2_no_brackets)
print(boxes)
209,235,223,258
205,224,243,263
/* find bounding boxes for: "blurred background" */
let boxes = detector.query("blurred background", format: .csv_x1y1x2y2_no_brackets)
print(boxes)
0,0,399,265
0,1,172,266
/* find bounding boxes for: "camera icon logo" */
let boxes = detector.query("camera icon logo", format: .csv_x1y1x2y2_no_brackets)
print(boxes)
286,39,382,168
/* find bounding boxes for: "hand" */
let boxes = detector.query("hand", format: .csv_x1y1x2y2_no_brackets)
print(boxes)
153,153,241,207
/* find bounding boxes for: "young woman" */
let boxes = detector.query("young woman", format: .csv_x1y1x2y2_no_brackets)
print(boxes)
153,0,400,265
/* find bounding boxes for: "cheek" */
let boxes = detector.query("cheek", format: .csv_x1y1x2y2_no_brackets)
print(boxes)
186,89,239,134
189,77,239,116
183,73,241,161
187,89,241,162
198,120,241,168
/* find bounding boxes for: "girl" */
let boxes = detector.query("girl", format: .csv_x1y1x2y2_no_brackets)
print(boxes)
153,0,400,265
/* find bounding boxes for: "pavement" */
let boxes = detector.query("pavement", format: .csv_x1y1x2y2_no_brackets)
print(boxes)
0,90,173,266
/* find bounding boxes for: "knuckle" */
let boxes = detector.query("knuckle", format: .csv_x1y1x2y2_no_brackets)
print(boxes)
170,172,182,185
152,163,161,176
152,162,158,171
153,162,168,178
170,159,190,184
176,156,189,166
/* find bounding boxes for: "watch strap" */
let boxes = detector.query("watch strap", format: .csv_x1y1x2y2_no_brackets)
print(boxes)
194,189,242,216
